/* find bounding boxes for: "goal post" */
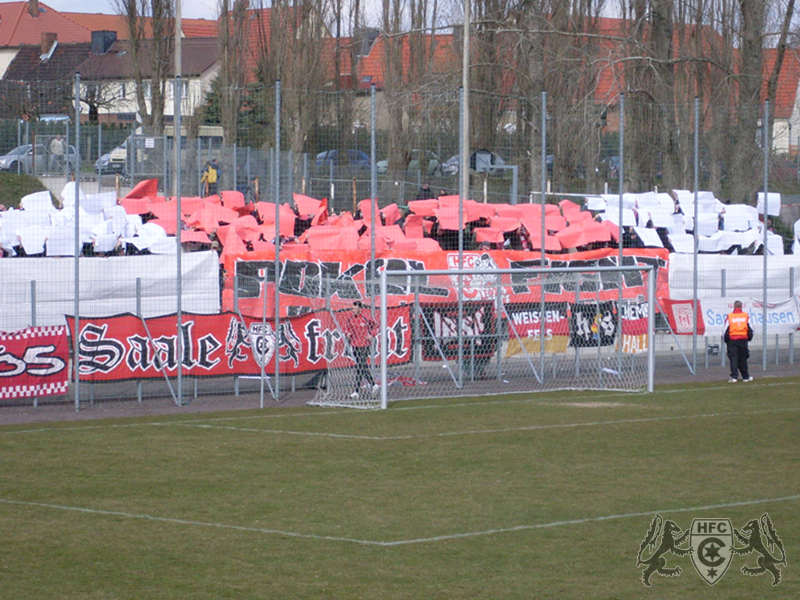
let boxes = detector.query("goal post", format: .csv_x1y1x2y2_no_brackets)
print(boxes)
310,264,655,409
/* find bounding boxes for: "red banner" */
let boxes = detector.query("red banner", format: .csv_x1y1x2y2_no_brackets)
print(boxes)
224,247,669,319
66,309,411,382
0,326,69,399
660,298,705,335
619,300,649,354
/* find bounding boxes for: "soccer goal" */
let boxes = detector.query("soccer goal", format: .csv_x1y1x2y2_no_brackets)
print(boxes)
310,264,655,409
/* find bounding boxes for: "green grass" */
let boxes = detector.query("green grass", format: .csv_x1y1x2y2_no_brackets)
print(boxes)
1,379,798,599
0,171,51,209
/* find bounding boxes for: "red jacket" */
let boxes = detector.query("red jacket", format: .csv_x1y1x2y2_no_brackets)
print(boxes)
343,311,378,348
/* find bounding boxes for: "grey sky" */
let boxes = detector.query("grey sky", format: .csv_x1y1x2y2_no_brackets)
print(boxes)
45,0,219,22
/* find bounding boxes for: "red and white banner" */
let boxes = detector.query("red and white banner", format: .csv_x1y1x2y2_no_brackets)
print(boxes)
0,326,69,399
660,298,705,335
66,309,411,382
224,247,669,318
619,301,649,354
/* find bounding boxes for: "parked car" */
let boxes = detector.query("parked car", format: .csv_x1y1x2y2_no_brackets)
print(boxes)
442,150,508,176
95,141,128,175
376,150,443,176
315,149,370,168
0,143,80,174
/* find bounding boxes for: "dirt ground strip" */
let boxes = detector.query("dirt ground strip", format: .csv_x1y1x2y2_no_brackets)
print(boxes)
2,355,799,426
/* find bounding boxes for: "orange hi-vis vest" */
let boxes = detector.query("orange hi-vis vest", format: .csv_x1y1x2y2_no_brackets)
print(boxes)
727,310,749,340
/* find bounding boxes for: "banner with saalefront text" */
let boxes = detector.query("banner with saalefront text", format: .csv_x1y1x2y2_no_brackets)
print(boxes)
66,309,411,382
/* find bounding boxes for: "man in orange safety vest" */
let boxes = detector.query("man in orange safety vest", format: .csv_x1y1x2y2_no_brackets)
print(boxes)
724,300,754,383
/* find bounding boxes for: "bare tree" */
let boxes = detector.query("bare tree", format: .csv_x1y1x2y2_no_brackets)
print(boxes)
115,0,175,135
218,0,250,145
250,0,331,164
381,0,446,192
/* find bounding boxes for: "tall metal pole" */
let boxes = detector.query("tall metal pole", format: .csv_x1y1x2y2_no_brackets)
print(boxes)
273,81,281,396
763,100,770,370
692,97,699,372
457,87,466,388
370,84,377,286
175,75,184,405
618,94,626,374
458,0,470,388
618,94,624,264
73,73,81,410
539,91,547,365
173,0,182,196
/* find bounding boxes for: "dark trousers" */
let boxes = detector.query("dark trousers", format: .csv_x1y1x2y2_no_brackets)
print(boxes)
353,346,374,390
727,339,750,379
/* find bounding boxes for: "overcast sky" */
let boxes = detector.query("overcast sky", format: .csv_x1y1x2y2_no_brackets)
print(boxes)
45,0,219,21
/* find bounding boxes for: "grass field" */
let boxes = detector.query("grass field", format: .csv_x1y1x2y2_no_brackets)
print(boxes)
1,378,798,599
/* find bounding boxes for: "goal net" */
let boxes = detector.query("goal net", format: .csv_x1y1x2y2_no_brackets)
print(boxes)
310,264,654,409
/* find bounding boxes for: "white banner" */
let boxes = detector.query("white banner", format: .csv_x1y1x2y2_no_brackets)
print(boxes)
701,297,800,337
669,254,800,303
0,251,220,332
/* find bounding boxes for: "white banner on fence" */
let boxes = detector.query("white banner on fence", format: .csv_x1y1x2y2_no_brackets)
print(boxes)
0,251,220,332
701,297,800,337
669,254,800,302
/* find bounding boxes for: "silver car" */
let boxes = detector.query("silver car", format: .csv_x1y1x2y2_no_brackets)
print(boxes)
0,143,80,174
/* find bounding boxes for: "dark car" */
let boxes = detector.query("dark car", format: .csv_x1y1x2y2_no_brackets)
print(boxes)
95,141,128,175
315,149,371,168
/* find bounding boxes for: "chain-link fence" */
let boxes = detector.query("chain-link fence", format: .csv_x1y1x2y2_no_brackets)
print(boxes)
1,83,799,411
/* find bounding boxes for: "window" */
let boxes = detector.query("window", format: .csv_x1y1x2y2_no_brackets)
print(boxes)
170,80,189,99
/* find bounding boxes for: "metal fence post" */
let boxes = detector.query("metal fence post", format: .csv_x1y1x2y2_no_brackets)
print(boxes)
790,267,795,364
31,280,38,407
136,277,143,403
762,100,769,371
73,72,81,411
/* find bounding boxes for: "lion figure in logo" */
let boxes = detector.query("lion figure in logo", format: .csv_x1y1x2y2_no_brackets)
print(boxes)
637,514,692,587
731,513,786,586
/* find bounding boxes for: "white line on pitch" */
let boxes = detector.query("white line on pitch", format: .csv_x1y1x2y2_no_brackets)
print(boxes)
1,494,798,547
1,379,797,437
176,406,800,440
375,494,800,546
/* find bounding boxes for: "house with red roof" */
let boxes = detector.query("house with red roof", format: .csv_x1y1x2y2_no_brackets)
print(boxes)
762,48,800,155
63,11,218,40
0,1,220,125
0,0,91,77
76,37,219,125
2,2,799,156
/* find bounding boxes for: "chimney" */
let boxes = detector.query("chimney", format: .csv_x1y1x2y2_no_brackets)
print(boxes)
28,0,39,18
42,32,57,55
